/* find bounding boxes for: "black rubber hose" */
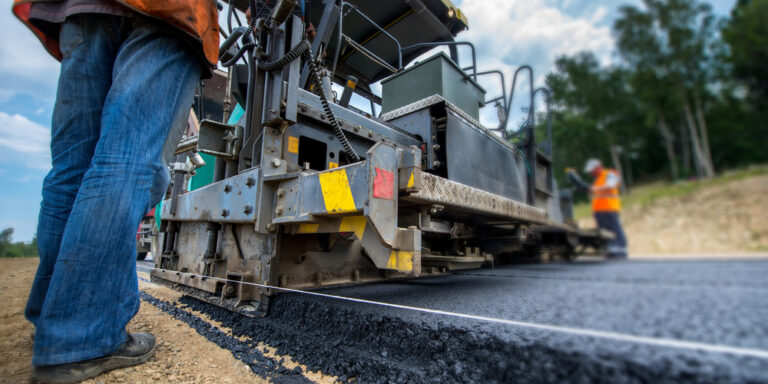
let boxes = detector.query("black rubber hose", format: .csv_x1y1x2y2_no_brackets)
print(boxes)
221,42,256,67
303,49,360,162
258,40,311,71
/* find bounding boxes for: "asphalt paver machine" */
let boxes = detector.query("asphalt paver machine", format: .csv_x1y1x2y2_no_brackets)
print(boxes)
153,0,608,315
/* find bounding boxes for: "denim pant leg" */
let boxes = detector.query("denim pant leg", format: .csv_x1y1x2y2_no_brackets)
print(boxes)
594,212,628,258
32,16,202,366
25,16,116,328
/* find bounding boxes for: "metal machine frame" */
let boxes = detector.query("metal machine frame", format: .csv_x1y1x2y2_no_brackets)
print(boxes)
152,0,607,316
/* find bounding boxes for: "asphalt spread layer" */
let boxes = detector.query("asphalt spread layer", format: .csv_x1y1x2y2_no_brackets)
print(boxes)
138,291,311,383
169,259,768,383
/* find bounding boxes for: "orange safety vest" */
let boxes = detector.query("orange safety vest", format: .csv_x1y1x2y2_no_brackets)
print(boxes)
12,0,220,68
592,169,621,212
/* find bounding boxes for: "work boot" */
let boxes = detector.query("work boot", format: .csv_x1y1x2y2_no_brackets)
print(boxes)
30,333,156,384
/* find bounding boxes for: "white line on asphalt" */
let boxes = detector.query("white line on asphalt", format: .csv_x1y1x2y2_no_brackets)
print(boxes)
135,264,768,360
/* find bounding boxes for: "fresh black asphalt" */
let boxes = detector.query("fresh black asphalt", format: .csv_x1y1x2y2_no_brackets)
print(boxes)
139,259,768,383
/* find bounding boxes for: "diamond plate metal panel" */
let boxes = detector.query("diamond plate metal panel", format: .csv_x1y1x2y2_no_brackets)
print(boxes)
403,171,548,224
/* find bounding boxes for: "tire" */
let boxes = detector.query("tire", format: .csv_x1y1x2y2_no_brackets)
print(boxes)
137,252,148,261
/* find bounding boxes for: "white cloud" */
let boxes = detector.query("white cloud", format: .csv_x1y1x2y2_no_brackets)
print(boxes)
591,6,609,24
0,112,51,169
450,0,616,128
0,9,60,102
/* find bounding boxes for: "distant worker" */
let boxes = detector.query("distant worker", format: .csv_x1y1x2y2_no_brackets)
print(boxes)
566,159,628,259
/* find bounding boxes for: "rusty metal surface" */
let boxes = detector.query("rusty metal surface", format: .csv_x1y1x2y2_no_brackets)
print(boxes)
403,170,548,224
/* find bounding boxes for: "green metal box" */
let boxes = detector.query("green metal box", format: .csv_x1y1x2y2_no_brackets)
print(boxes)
380,52,486,119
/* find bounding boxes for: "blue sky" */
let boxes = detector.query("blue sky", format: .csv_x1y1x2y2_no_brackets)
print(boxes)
0,0,736,242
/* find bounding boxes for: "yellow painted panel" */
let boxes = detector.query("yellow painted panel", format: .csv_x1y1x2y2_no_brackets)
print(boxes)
298,223,319,234
406,172,415,188
318,169,357,214
339,216,366,240
329,162,339,169
346,79,357,89
288,136,299,154
387,250,414,272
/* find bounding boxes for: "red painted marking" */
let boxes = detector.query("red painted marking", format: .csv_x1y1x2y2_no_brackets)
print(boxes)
373,167,394,200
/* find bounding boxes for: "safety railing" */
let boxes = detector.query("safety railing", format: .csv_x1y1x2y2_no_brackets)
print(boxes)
333,2,403,76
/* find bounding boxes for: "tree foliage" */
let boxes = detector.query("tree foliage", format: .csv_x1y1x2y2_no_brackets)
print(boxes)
545,0,767,187
0,228,38,258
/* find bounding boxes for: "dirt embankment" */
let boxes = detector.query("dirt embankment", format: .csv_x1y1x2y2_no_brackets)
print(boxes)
580,174,768,255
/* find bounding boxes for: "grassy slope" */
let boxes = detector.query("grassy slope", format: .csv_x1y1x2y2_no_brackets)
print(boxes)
573,165,768,220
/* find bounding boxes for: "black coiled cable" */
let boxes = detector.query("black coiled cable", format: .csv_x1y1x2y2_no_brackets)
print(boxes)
221,41,257,67
303,49,361,162
258,40,311,71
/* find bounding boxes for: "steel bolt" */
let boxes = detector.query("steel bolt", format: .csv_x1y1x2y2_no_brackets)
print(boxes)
368,130,374,138
243,205,253,215
221,209,230,217
226,286,235,295
433,161,442,168
433,144,441,151
354,126,361,132
266,224,277,233
275,206,284,216
271,158,281,168
276,188,285,198
224,185,232,193
246,177,256,187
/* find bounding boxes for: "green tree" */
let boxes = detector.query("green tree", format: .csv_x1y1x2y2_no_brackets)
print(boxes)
546,53,650,189
722,0,768,98
0,228,12,256
614,0,719,178
0,228,39,258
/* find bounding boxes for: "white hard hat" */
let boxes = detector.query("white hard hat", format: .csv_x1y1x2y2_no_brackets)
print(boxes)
584,158,602,173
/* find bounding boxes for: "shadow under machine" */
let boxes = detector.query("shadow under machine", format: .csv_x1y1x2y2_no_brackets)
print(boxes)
153,0,608,315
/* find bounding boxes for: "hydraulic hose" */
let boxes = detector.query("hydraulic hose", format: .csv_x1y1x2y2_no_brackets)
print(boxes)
258,40,310,71
303,49,361,162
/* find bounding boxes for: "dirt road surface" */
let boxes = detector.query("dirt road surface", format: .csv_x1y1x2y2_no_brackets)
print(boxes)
0,258,334,384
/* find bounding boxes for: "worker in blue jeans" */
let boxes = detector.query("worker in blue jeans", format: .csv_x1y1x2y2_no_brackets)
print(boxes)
567,159,628,259
12,0,219,382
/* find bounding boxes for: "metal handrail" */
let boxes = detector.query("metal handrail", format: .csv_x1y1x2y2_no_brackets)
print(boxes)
533,87,553,157
503,65,535,138
477,70,508,116
400,41,478,82
334,2,403,74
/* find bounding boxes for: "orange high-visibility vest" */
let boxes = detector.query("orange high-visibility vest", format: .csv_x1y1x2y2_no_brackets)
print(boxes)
12,0,220,68
592,169,621,212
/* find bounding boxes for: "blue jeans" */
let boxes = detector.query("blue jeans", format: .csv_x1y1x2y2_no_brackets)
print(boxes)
594,212,628,259
25,14,202,366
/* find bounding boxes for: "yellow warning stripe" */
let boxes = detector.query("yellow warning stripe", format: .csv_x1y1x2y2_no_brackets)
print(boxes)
387,250,414,272
297,223,319,234
288,136,299,154
318,169,357,214
339,216,366,240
